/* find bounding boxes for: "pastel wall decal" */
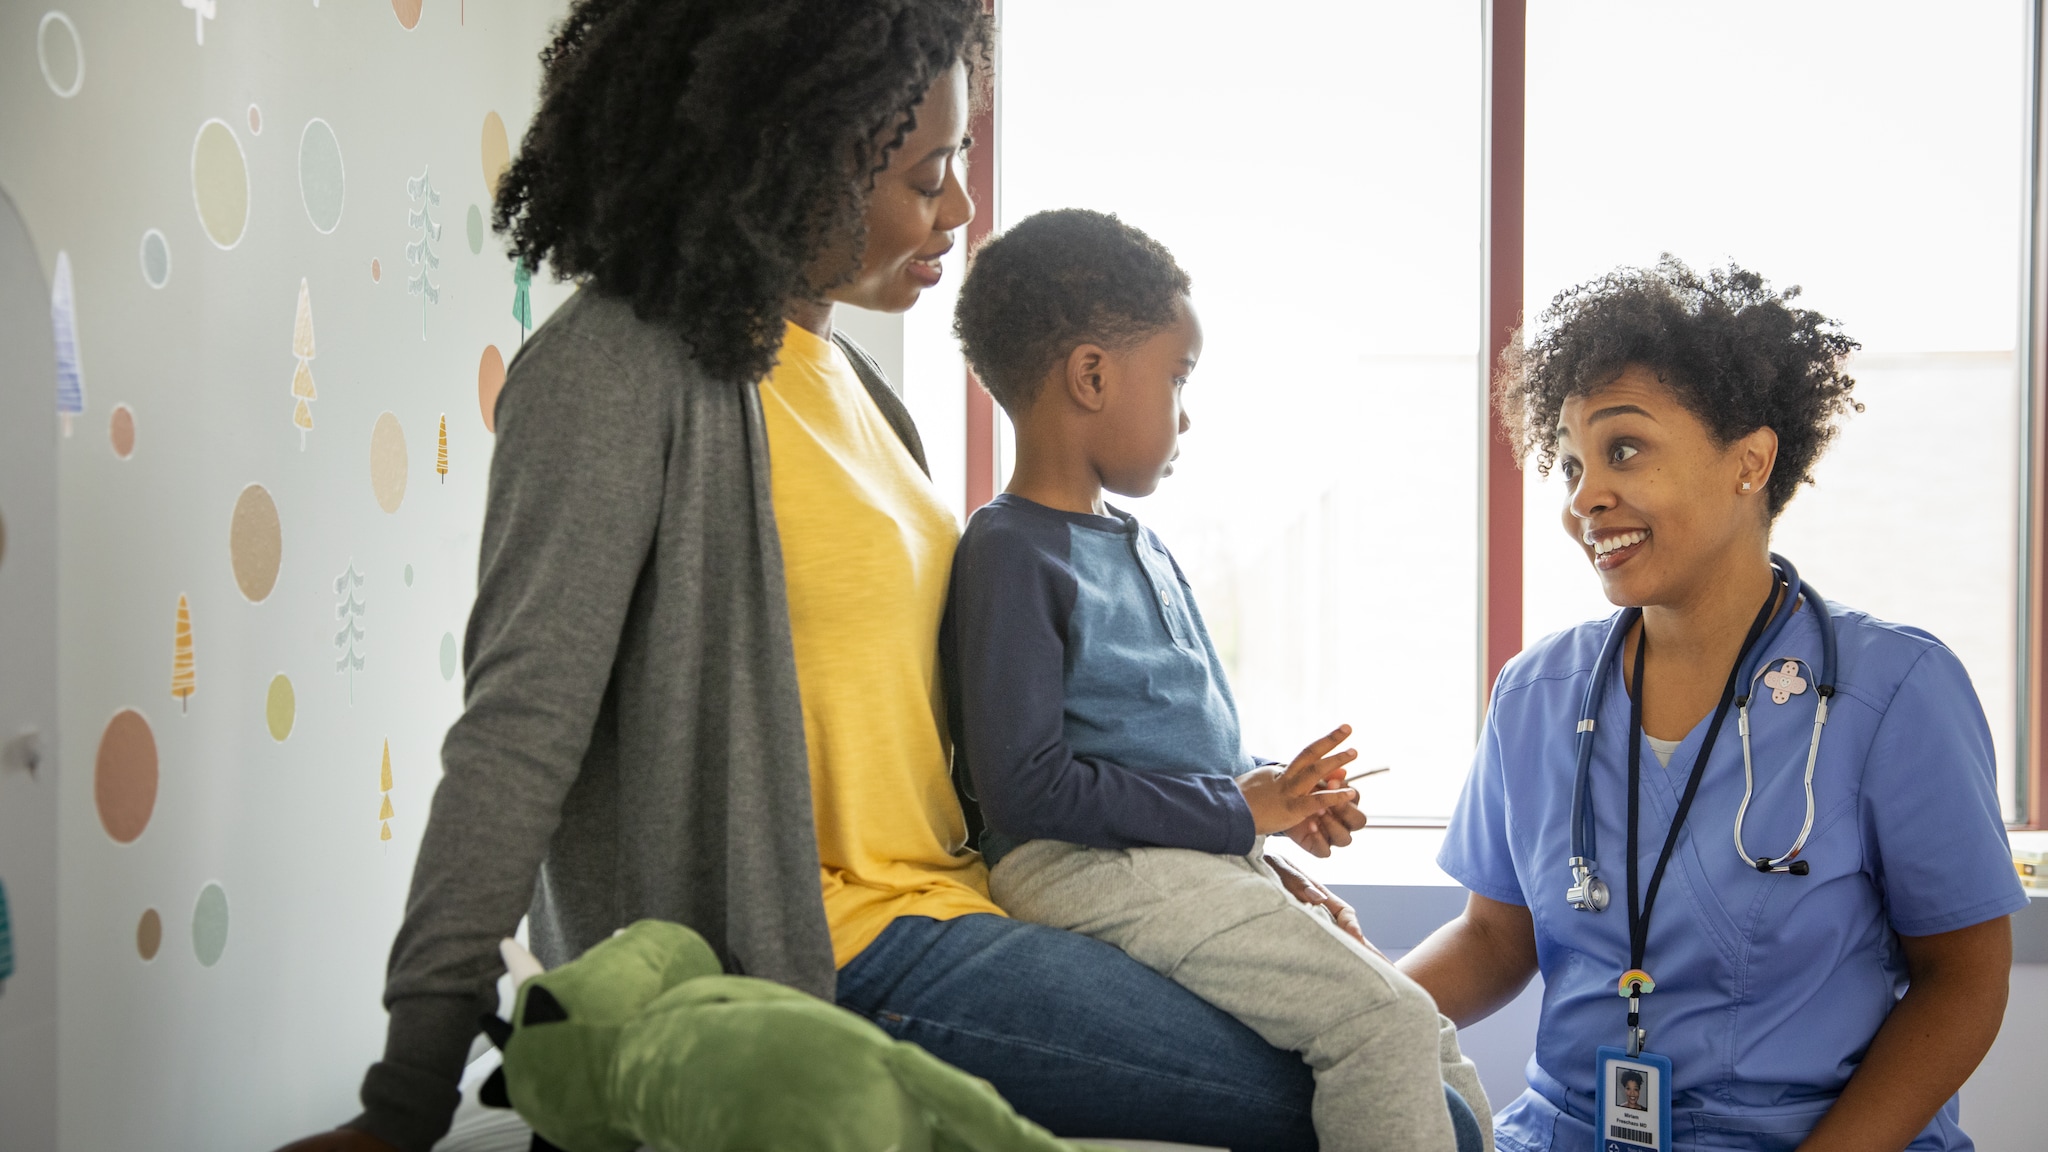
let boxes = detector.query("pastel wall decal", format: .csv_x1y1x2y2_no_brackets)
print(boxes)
171,594,196,711
191,883,228,968
402,563,413,587
369,411,408,513
52,250,84,436
0,879,13,989
392,0,423,31
298,119,346,235
511,257,532,343
136,908,162,962
191,118,250,250
477,344,505,432
480,111,511,198
94,709,158,843
37,12,83,98
139,228,171,288
265,673,295,742
291,277,318,447
377,739,394,841
436,413,448,482
466,204,483,255
334,561,366,700
229,484,282,602
404,167,443,337
439,631,457,681
247,104,262,135
109,404,135,459
181,0,216,46
369,257,382,282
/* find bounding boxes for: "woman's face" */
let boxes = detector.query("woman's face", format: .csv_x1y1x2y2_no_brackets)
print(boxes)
1554,364,1776,608
827,62,975,314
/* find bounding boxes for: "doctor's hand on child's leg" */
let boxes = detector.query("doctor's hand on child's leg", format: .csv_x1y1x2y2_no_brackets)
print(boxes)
1235,724,1360,837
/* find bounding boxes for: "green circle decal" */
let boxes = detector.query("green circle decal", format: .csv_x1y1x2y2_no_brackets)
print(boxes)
440,632,458,681
192,883,230,967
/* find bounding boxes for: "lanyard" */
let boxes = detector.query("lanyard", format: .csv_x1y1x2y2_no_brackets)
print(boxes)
1621,580,1781,1054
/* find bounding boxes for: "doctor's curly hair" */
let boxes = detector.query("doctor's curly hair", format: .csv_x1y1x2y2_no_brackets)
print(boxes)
493,0,992,384
1496,256,1862,518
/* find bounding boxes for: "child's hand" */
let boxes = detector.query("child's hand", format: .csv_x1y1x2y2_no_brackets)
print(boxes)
1236,724,1359,836
1281,762,1369,857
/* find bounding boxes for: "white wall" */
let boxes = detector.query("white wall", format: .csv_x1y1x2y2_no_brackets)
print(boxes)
2,4,575,1148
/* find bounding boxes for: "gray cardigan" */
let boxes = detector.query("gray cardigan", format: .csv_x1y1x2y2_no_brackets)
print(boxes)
351,290,944,1152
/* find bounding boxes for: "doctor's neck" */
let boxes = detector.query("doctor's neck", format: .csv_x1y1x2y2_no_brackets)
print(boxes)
1635,545,1781,667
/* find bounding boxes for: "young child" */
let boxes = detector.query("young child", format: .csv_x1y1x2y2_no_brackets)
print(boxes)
943,209,1491,1152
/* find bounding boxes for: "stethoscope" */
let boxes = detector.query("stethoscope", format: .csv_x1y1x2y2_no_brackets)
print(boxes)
1565,554,1838,913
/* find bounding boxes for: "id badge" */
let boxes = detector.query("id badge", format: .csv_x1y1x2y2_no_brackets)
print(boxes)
1595,1046,1672,1152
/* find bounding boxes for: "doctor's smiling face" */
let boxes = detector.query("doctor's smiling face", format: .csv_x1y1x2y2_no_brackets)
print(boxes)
1556,363,1779,609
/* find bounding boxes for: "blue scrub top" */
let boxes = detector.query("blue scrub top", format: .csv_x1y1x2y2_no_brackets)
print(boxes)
1440,599,2027,1152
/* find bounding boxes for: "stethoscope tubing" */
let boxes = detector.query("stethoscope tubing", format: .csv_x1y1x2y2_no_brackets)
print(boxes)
1568,554,1838,904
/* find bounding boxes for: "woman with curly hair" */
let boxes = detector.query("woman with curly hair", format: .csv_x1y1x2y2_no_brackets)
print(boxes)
1401,258,2024,1152
278,3,1338,1150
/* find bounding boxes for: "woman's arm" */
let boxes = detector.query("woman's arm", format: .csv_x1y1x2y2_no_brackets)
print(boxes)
1796,915,2011,1152
1398,892,1540,1028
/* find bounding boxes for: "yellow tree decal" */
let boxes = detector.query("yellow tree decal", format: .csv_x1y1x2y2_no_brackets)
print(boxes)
170,594,196,712
291,278,317,449
378,739,395,841
435,414,448,482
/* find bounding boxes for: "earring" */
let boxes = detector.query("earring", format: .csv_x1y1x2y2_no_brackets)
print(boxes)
1741,482,1752,491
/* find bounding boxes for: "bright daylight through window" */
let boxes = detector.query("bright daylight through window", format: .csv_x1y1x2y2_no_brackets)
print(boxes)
1520,0,2029,819
1001,3,1485,826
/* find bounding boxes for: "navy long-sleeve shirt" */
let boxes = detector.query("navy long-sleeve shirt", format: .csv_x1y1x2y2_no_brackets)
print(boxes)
941,494,1257,866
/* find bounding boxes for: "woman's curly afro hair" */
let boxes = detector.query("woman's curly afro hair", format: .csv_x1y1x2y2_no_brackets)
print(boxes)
1498,256,1862,518
495,0,992,384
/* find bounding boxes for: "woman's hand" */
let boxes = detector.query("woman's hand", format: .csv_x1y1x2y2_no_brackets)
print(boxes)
270,1128,401,1152
1263,851,1382,957
1236,725,1358,836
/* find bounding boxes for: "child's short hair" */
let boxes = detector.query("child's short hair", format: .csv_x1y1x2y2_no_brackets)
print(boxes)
953,208,1191,414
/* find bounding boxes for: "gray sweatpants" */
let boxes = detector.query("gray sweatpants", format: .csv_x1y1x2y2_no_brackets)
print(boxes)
990,839,1493,1152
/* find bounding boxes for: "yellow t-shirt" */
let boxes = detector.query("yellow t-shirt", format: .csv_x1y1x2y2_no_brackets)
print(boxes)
759,321,1001,966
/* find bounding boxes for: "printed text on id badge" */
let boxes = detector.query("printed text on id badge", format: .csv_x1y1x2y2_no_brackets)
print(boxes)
1595,1046,1673,1152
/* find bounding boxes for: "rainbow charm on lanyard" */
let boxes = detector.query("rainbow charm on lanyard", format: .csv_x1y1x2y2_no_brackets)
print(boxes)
1618,969,1656,997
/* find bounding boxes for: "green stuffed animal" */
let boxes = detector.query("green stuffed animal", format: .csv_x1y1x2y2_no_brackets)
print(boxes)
478,920,1121,1152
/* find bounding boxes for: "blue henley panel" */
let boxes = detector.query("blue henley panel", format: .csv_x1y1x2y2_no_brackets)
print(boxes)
942,494,1257,866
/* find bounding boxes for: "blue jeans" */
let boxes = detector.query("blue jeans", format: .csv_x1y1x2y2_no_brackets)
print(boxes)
837,913,1483,1152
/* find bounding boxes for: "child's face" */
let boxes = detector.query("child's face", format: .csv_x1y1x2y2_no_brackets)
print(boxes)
1096,296,1202,498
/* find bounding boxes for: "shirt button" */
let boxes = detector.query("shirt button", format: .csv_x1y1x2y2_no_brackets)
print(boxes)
1159,588,1172,606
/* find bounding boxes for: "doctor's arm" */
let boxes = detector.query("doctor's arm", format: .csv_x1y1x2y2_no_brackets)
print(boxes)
1796,915,2011,1152
1398,892,1540,1029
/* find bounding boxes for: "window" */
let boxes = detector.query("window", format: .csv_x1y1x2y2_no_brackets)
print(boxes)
1000,2,1486,822
1520,0,2030,818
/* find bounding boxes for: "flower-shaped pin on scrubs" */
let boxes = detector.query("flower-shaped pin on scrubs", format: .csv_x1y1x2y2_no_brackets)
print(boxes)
1763,659,1808,705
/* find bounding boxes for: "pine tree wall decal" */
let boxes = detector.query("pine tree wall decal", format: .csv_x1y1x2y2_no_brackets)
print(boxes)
404,167,442,339
378,739,395,841
436,414,448,482
333,562,366,702
291,278,318,449
170,593,196,712
52,250,85,436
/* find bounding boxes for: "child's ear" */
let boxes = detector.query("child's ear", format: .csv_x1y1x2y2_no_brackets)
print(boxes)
1065,343,1109,412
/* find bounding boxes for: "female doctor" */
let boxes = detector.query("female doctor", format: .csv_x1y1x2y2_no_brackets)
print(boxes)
1401,259,2026,1152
